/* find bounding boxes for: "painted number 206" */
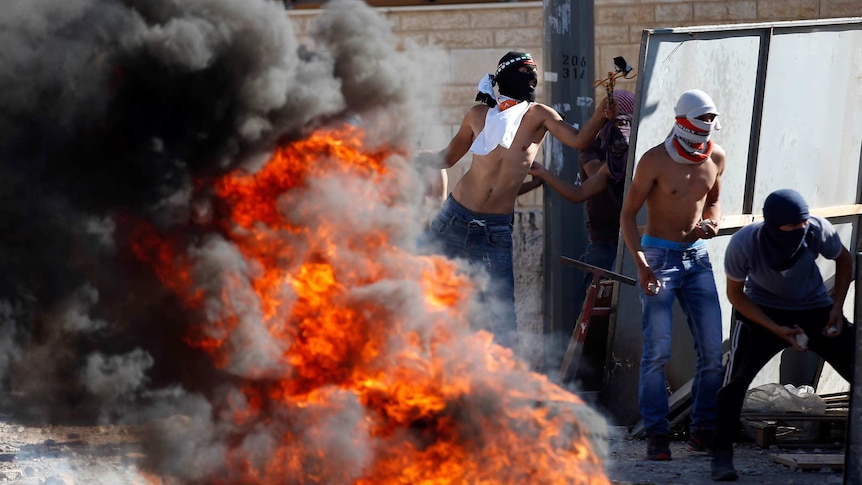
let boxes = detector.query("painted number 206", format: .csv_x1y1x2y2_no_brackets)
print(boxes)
561,55,588,79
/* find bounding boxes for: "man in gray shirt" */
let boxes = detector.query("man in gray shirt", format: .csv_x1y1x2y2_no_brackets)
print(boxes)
711,188,856,481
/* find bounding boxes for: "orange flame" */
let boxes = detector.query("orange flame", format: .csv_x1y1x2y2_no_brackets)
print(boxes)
131,125,609,484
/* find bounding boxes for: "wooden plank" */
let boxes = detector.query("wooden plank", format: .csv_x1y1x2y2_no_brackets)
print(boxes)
717,204,862,230
740,411,847,421
770,453,844,470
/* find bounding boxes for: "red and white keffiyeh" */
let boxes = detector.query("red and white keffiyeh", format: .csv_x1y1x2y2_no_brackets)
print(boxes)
664,89,721,164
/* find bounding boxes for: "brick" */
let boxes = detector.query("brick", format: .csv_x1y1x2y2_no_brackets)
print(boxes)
637,0,711,3
656,3,694,23
596,5,656,24
395,31,429,47
398,10,470,31
428,29,495,49
596,24,631,44
694,1,758,22
468,9,527,29
629,25,651,43
440,85,479,105
525,8,544,26
596,0,639,5
494,27,543,47
820,0,862,18
451,48,500,83
757,0,818,20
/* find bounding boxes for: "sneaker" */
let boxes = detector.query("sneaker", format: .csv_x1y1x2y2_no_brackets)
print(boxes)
710,450,738,481
646,434,671,461
687,429,714,454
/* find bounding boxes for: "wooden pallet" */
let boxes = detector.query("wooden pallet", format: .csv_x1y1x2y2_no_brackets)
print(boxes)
741,409,847,448
770,453,844,471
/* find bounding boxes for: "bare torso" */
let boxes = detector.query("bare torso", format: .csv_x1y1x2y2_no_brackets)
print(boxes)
641,143,725,243
451,104,547,214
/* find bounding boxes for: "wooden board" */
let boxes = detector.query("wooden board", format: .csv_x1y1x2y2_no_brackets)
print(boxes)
770,453,845,470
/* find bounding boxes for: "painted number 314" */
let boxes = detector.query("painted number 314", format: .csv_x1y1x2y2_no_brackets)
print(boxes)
561,55,588,79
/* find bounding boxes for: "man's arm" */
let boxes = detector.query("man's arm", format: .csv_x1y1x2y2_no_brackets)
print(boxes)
528,162,609,203
726,278,807,351
619,152,658,293
542,98,613,151
517,176,543,195
699,146,725,238
415,106,481,170
440,106,481,168
826,246,853,335
581,157,604,178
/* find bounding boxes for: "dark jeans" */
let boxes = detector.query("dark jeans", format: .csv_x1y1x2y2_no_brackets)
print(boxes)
423,195,517,349
712,305,856,453
580,239,619,283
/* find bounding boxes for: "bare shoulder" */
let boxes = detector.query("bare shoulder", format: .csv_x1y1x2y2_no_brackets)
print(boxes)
637,144,666,169
528,102,557,116
710,143,727,171
521,102,560,123
525,103,565,133
466,104,490,121
461,104,490,134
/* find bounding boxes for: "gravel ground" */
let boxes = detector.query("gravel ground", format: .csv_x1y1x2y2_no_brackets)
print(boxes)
0,417,848,484
605,426,846,485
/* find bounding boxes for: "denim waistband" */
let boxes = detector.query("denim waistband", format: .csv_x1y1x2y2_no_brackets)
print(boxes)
442,194,514,226
641,234,705,250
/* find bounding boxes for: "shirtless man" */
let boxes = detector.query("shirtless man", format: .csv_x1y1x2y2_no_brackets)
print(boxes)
619,89,726,461
422,51,614,350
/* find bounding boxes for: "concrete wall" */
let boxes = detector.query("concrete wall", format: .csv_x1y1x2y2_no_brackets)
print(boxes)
288,1,862,364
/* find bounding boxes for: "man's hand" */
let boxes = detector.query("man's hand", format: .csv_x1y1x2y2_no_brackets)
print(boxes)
776,325,807,351
599,96,618,121
696,219,719,239
637,265,661,296
823,308,845,337
527,161,550,180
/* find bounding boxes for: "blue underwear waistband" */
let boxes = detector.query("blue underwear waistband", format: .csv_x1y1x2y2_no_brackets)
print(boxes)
641,234,706,250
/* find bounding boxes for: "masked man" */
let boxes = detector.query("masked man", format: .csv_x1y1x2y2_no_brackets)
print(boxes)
710,188,855,481
419,51,616,351
619,89,726,461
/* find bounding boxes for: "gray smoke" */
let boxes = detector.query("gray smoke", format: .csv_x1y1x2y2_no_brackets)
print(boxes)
0,0,433,458
0,1,610,483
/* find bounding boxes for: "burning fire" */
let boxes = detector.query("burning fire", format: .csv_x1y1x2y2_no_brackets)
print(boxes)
130,125,609,484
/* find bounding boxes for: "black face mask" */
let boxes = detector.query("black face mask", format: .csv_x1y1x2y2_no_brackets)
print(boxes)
495,68,537,103
759,223,810,271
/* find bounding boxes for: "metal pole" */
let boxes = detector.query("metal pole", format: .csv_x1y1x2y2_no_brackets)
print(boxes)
541,0,595,372
845,252,862,484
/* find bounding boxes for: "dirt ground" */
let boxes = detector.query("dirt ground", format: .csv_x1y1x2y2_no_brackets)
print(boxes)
0,417,848,484
605,426,847,485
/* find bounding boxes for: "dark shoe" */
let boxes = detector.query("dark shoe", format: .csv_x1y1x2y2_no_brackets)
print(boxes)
688,428,714,454
711,451,738,481
646,434,671,461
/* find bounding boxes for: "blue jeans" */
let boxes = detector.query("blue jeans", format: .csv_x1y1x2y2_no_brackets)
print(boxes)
580,239,618,286
423,195,517,348
638,237,723,436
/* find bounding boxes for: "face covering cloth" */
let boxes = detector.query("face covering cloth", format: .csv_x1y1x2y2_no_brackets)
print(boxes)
664,89,721,164
758,188,812,271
